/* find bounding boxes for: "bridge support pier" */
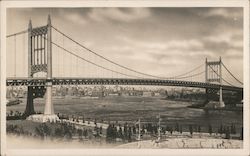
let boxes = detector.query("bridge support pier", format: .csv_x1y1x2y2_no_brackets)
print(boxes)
25,15,59,123
44,82,53,115
34,81,59,122
26,83,59,122
205,57,225,108
219,87,225,108
218,57,225,108
204,87,225,108
24,86,35,116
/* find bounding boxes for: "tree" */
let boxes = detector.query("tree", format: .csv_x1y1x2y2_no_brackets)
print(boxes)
106,124,113,143
170,126,173,135
189,125,193,136
240,127,243,140
208,124,213,136
128,127,132,142
118,126,123,138
43,123,51,136
124,124,128,139
54,127,63,138
147,123,153,134
175,122,179,132
230,123,236,134
225,127,230,139
10,110,13,116
82,116,85,123
132,126,136,135
219,124,223,135
34,123,51,139
77,129,83,140
62,123,72,140
180,125,183,134
100,126,103,135
198,125,201,133
83,129,88,138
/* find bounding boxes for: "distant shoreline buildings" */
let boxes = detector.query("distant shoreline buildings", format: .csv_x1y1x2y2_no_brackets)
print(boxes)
7,85,205,100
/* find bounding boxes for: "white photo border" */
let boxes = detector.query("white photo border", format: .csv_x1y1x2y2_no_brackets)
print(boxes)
1,0,249,156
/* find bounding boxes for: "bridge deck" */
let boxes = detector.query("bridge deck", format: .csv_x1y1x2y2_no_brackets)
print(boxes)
6,77,243,92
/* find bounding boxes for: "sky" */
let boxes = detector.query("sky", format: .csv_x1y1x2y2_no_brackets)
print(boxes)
6,7,243,85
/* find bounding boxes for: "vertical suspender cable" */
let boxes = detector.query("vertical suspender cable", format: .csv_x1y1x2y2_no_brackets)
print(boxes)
14,35,16,77
37,35,39,66
23,34,25,77
44,35,46,65
60,34,62,77
41,34,43,65
55,32,58,77
61,36,64,77
40,35,42,65
34,36,36,66
70,44,72,77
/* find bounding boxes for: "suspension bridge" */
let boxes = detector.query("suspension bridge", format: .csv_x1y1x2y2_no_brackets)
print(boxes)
6,15,243,122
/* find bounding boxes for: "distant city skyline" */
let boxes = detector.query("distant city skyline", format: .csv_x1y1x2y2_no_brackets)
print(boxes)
6,8,243,85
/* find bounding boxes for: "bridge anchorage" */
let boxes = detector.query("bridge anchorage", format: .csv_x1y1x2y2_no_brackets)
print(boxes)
6,15,243,122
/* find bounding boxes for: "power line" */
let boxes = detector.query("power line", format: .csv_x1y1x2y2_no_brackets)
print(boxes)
222,62,243,85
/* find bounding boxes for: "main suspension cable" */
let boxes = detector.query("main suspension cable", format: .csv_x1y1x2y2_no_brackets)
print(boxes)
45,36,144,79
6,30,28,38
208,65,235,87
175,71,205,80
222,62,243,85
52,26,203,80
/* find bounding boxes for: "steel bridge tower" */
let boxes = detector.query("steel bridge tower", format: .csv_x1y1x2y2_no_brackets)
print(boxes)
205,57,225,108
24,15,58,122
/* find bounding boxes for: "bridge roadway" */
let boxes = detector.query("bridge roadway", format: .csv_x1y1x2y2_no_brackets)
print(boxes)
6,77,243,92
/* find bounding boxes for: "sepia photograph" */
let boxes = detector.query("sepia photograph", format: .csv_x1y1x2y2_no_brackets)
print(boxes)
1,0,249,156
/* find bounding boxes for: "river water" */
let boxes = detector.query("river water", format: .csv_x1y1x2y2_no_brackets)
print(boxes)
7,96,243,133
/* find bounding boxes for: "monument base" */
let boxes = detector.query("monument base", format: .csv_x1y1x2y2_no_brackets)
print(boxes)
205,101,225,108
26,114,60,123
219,101,225,108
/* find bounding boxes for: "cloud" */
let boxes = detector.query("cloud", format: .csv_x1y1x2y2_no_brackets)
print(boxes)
59,10,87,25
225,49,243,59
117,36,203,51
88,8,151,23
201,8,242,19
202,30,243,57
7,7,243,83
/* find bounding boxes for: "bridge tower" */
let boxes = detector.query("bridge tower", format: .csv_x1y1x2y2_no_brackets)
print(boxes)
205,57,225,108
24,15,58,122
